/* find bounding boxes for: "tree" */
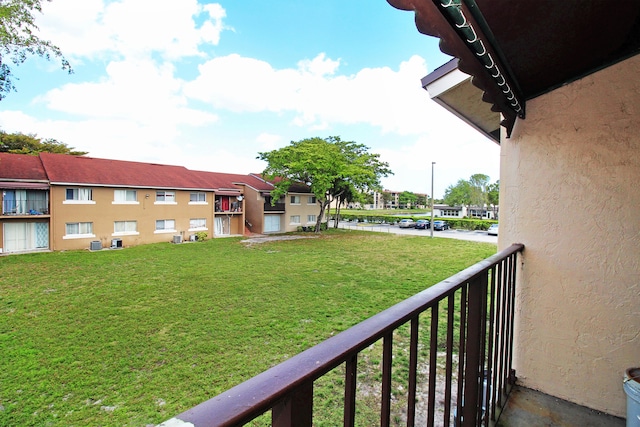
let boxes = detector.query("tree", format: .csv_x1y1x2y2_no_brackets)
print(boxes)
398,191,417,209
443,179,472,208
258,136,392,232
381,191,393,209
468,173,490,208
416,194,427,208
0,0,72,100
487,180,500,219
0,131,87,155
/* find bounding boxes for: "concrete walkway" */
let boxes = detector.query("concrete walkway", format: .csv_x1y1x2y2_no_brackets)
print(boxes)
497,386,625,426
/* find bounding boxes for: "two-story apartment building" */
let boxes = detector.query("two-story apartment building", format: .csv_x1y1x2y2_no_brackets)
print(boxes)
241,174,319,234
0,153,322,254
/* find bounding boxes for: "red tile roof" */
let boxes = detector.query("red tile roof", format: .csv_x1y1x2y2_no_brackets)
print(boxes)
39,153,210,189
249,173,310,193
0,152,285,193
0,153,48,181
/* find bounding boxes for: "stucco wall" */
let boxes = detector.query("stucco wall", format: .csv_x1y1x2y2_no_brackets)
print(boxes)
500,55,640,416
50,186,215,250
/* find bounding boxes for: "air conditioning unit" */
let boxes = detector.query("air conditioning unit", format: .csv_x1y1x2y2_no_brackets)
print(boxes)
173,235,183,244
189,234,197,242
90,241,102,251
111,238,123,249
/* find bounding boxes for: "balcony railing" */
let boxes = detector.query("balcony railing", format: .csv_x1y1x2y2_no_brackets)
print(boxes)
160,244,524,427
264,202,285,212
2,198,49,215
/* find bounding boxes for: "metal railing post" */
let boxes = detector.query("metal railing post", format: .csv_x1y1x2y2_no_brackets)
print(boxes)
272,382,313,427
461,274,488,427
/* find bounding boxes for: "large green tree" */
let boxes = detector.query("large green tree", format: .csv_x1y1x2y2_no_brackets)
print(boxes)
443,179,472,208
0,130,87,155
258,136,392,232
398,191,417,209
0,0,72,100
468,173,490,207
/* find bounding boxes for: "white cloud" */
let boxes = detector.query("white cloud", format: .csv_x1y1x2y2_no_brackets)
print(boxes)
183,53,461,137
255,133,284,151
38,0,228,61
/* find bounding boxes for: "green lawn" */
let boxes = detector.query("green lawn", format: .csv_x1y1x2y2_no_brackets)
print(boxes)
0,230,496,426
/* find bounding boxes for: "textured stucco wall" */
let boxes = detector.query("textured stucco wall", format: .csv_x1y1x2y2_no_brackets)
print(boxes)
500,55,640,417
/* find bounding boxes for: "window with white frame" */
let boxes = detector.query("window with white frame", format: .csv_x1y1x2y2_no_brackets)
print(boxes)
113,190,137,203
189,192,206,203
290,195,300,204
189,218,207,230
290,215,300,224
64,188,94,204
307,196,316,204
114,220,138,235
155,219,176,233
307,214,316,223
64,222,94,238
156,191,176,203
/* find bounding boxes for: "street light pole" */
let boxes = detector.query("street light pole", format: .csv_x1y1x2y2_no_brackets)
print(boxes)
430,162,435,238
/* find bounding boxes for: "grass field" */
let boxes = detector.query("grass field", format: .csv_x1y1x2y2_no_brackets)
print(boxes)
0,230,496,426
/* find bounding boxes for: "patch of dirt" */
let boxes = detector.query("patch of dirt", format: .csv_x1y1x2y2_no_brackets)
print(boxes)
240,234,319,245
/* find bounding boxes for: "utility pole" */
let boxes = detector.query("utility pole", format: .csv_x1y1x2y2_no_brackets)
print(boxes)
430,162,435,238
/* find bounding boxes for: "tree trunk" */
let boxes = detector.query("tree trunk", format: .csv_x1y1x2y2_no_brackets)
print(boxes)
315,200,329,233
334,195,342,228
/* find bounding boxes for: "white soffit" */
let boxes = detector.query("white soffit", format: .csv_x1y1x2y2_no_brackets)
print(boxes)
423,66,501,144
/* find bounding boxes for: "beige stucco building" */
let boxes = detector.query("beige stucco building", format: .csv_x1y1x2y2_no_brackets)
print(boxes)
1,153,320,253
408,0,640,419
241,174,318,234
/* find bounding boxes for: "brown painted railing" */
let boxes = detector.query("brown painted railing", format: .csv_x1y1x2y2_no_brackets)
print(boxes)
160,244,524,427
263,202,285,212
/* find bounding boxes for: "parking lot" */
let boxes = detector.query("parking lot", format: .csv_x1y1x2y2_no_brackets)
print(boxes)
333,221,498,244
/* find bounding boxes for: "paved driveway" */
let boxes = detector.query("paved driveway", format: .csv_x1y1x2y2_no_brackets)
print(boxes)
333,221,498,244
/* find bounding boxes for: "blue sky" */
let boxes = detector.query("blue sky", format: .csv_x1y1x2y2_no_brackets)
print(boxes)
0,0,499,198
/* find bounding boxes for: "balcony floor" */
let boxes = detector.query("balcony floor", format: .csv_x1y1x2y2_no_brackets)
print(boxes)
497,386,625,426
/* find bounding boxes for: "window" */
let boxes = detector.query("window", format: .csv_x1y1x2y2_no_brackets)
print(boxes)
189,218,207,230
65,188,93,203
290,195,300,204
307,196,316,204
155,219,176,232
156,191,176,203
64,222,94,238
114,220,138,235
307,214,316,223
189,192,206,203
114,190,137,203
290,215,300,224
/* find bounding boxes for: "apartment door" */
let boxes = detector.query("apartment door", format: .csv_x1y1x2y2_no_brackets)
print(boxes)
3,222,49,252
214,216,230,236
263,215,281,233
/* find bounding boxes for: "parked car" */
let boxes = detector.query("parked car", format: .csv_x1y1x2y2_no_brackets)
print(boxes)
398,219,416,228
414,219,430,229
488,224,499,236
433,220,450,231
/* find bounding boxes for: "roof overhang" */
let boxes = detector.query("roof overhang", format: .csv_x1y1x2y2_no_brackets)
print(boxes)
0,181,50,190
388,0,640,138
422,58,500,143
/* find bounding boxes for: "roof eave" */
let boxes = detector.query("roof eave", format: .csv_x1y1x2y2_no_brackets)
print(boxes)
422,59,501,144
